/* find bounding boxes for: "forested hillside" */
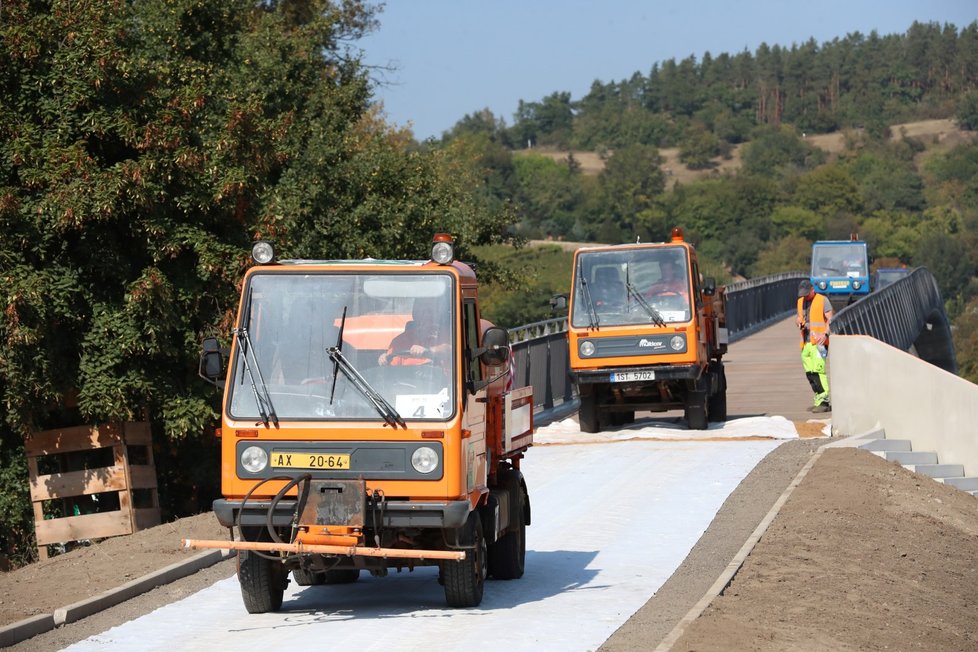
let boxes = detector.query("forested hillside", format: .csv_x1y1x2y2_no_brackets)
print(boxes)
2,4,978,566
434,21,978,389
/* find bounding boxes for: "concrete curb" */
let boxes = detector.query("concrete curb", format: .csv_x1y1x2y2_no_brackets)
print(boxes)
0,613,56,649
654,441,828,651
0,548,231,648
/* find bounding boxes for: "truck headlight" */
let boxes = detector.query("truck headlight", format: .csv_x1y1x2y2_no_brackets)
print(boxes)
852,280,862,290
670,336,684,351
241,446,268,473
580,340,595,357
817,281,827,290
411,446,438,474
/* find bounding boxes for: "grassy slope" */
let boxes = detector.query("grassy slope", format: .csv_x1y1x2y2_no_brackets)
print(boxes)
517,118,968,185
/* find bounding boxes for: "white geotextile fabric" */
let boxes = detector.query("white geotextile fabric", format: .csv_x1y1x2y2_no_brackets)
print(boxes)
535,414,801,444
65,439,783,652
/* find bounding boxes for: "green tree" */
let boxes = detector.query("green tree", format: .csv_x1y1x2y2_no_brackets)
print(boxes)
741,126,824,177
510,91,574,149
751,235,812,276
678,124,723,170
793,164,862,216
0,0,514,561
914,231,974,302
596,144,665,241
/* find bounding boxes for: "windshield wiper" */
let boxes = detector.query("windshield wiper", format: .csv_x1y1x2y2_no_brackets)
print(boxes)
625,265,666,327
329,306,348,404
577,264,600,329
326,347,406,429
233,287,278,427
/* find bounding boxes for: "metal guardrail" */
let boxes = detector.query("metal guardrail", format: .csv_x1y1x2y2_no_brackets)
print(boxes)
725,271,809,342
830,268,956,373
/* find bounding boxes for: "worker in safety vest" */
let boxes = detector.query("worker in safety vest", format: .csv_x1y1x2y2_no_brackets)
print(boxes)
796,279,833,412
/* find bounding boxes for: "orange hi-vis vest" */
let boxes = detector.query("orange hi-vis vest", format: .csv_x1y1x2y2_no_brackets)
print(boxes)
797,293,830,348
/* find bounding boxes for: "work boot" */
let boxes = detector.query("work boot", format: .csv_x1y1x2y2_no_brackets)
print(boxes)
811,403,831,413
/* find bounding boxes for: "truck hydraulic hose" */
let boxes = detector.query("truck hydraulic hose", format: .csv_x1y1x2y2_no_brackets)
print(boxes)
233,473,312,562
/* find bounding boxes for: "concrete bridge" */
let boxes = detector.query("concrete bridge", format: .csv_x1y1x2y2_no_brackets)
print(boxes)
511,266,975,488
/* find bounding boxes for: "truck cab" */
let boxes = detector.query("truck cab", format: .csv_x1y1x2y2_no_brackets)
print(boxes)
565,228,727,432
810,237,870,310
195,235,532,613
873,266,911,290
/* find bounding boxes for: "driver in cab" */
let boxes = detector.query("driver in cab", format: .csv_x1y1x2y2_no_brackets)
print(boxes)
644,258,689,301
378,297,450,367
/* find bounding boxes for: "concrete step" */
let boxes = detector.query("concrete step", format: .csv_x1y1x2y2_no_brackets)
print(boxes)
877,450,939,465
939,476,978,491
859,439,912,452
904,463,965,479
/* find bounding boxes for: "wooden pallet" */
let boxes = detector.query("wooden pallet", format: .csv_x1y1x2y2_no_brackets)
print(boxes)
26,421,161,559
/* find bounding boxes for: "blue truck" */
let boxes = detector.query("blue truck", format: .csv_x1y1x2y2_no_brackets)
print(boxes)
810,237,870,310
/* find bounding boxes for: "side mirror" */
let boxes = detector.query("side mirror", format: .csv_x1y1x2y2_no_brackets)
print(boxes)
199,337,225,387
480,327,510,367
702,277,717,296
550,294,568,313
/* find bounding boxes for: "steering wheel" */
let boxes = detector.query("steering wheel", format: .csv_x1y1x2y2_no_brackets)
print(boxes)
388,350,434,365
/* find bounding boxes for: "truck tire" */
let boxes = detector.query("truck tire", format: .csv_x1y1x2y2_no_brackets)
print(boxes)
488,478,526,580
685,390,709,430
708,363,727,423
238,549,287,613
292,567,326,586
579,387,600,433
441,512,487,607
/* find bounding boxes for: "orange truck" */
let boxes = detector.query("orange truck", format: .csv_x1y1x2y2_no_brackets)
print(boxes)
562,228,727,431
187,235,533,613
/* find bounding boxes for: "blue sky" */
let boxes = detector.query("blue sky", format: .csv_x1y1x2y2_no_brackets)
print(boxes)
358,1,977,141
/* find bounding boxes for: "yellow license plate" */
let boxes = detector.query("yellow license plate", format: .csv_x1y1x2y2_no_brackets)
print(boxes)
270,452,351,470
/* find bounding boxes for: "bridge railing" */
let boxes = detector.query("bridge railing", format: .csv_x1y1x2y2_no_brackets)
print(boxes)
830,267,956,373
725,272,808,342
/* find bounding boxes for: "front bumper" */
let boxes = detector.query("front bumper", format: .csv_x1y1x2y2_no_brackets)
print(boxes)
213,497,471,530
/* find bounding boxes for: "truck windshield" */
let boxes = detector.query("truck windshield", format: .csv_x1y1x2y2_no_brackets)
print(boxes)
811,244,868,278
571,246,691,328
228,271,456,422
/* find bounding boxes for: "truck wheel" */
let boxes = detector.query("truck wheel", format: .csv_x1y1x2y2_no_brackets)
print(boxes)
579,388,600,433
488,482,526,580
292,566,326,586
441,512,487,607
708,363,727,422
685,390,709,430
238,549,288,613
324,569,360,584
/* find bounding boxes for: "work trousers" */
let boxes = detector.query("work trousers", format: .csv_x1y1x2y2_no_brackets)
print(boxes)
801,342,830,406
